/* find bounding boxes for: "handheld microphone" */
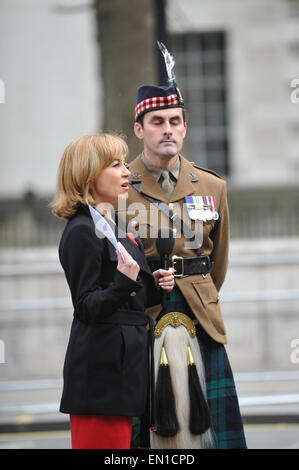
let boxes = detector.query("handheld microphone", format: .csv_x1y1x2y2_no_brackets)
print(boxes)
156,227,175,312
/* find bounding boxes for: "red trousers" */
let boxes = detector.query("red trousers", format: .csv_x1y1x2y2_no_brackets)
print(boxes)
70,415,132,449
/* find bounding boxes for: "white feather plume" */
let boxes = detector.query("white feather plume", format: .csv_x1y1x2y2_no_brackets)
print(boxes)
157,41,176,85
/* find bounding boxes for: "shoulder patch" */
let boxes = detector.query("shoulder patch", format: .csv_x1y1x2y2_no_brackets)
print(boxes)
192,163,223,180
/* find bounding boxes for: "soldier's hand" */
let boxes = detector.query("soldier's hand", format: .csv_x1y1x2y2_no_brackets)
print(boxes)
153,268,175,292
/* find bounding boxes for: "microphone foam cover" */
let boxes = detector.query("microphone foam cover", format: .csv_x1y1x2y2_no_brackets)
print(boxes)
156,227,175,256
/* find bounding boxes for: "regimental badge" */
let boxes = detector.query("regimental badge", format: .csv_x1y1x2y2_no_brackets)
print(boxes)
185,196,219,221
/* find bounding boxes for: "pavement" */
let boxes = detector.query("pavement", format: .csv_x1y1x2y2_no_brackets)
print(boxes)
1,423,299,449
0,371,298,438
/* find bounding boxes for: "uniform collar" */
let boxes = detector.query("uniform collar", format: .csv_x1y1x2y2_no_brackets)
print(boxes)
129,154,198,203
141,152,180,182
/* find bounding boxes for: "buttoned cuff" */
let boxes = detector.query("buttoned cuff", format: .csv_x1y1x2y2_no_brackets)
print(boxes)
113,269,143,297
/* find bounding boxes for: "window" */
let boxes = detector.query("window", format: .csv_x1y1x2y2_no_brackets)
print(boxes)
170,32,229,177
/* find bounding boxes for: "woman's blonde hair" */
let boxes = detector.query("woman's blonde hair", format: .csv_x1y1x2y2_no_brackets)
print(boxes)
51,133,128,220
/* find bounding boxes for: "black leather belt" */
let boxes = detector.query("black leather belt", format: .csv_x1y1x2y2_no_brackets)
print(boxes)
149,255,211,278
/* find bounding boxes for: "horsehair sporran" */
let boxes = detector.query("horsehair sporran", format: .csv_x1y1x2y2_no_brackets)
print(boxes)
151,324,213,449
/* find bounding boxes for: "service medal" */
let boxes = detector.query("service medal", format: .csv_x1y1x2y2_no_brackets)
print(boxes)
205,210,213,221
185,195,219,221
197,209,206,221
203,196,219,221
185,196,198,220
188,208,198,220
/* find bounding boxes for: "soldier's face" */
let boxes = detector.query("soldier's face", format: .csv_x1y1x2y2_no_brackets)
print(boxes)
134,108,187,163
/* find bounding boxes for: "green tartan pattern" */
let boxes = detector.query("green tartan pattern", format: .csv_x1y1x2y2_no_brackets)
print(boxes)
131,287,247,449
165,287,247,449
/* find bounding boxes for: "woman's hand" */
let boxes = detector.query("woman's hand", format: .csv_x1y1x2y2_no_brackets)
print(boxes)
153,268,175,292
116,242,140,282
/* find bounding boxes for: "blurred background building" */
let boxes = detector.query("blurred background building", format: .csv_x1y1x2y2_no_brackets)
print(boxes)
0,0,299,433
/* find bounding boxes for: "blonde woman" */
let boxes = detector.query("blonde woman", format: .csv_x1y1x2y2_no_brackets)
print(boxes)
51,133,174,449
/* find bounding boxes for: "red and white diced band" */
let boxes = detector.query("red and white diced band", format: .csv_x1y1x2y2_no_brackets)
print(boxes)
135,94,180,120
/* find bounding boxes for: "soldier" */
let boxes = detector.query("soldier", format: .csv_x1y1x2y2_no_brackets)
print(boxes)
116,46,247,450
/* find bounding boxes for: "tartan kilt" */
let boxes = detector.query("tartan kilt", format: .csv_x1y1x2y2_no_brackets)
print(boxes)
132,287,247,450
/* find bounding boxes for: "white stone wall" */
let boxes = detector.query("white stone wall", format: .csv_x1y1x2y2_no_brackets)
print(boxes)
0,238,299,380
0,0,100,197
0,0,298,194
167,0,299,188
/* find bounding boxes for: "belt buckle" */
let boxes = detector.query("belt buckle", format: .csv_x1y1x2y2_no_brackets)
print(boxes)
172,255,184,277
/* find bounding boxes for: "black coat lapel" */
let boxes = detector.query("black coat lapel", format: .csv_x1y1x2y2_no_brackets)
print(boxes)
106,213,153,278
76,203,154,278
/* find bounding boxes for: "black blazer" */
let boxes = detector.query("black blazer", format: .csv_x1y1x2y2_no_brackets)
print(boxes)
59,203,161,417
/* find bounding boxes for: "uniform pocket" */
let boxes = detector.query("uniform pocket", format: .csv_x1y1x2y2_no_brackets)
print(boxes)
189,219,215,242
192,277,226,335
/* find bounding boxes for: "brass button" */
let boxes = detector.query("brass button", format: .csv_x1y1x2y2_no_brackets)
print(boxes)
130,291,137,297
216,296,220,303
168,203,174,210
130,220,138,227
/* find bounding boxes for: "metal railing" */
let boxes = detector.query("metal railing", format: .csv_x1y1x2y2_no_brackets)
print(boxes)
1,288,299,313
0,187,299,247
0,255,299,418
1,372,299,416
1,253,299,310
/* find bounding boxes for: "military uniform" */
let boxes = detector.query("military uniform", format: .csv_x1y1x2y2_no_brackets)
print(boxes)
120,154,229,344
122,53,246,448
117,154,247,449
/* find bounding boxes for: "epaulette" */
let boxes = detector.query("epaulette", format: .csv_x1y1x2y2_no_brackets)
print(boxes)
191,162,223,180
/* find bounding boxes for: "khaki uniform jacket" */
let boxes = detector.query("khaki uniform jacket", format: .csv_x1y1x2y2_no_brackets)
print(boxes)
117,154,230,344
